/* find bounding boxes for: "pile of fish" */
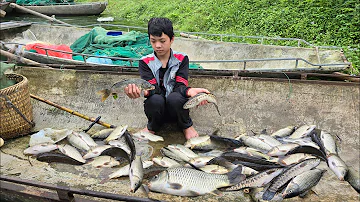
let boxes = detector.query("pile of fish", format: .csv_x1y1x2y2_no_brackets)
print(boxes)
23,125,165,193
145,125,359,200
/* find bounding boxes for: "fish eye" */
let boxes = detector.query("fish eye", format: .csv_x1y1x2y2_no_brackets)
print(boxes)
154,175,158,179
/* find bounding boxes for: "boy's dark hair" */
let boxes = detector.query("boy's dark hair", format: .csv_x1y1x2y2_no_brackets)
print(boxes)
148,17,174,40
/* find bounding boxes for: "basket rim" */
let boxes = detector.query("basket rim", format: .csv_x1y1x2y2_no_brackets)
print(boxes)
0,73,28,93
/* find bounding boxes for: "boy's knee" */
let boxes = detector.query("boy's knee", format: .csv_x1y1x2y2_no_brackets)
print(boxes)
145,94,165,107
167,92,185,108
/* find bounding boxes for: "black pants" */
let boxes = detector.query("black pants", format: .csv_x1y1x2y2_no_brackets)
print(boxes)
144,92,193,132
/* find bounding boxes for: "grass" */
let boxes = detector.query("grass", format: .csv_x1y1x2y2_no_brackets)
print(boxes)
79,0,360,75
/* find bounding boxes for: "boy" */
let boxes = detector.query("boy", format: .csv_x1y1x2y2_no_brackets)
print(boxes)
125,17,209,140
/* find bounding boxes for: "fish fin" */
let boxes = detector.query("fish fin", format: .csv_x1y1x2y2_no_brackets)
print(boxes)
210,189,223,196
185,161,203,171
227,166,246,185
188,190,201,196
97,89,111,102
168,182,183,190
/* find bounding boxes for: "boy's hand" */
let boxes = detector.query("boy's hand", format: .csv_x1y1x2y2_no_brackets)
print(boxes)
125,84,141,99
187,87,210,106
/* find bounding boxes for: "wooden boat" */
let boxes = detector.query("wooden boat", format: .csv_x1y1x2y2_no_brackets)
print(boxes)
0,65,359,201
13,2,107,15
0,23,351,72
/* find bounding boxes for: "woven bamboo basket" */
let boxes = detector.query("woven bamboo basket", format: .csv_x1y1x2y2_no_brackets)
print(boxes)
0,73,34,139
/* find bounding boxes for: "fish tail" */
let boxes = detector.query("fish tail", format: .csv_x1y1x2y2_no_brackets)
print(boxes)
97,89,111,102
227,165,245,185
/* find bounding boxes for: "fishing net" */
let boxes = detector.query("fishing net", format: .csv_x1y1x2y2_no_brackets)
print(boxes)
70,27,203,69
8,0,74,6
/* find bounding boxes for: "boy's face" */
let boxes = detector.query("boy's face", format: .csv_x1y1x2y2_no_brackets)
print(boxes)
149,33,174,57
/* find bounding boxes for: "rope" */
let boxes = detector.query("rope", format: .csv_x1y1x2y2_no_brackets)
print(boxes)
282,72,292,101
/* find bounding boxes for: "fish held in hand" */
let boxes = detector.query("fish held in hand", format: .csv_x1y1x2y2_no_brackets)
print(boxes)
97,78,155,102
183,92,221,116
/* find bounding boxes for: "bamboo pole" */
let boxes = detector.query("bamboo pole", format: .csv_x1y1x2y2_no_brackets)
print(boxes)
30,94,116,128
0,49,51,68
9,3,73,27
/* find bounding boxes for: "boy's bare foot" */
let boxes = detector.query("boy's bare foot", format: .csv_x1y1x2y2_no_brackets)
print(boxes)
141,127,155,134
183,126,199,140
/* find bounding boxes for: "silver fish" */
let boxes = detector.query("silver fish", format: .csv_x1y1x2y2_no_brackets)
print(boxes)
108,160,153,179
104,125,128,143
58,144,86,163
327,154,348,181
320,130,338,156
183,92,221,116
129,155,144,193
262,158,321,201
86,155,120,168
234,147,272,160
186,156,216,167
200,165,229,174
82,145,112,159
224,168,284,191
97,78,155,102
275,153,317,166
288,125,316,139
91,128,115,139
148,166,244,196
282,168,326,199
152,156,181,168
240,136,273,152
131,130,164,142
167,144,199,159
23,143,58,155
271,126,296,138
77,131,97,148
256,134,282,147
67,131,91,151
165,146,191,162
108,139,131,154
184,135,211,149
267,143,300,157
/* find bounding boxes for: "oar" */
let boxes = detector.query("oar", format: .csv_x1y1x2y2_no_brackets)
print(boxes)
30,94,116,128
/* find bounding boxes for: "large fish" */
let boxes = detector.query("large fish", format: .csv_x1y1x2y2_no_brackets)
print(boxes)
345,166,360,193
282,168,326,199
183,92,221,116
184,133,243,151
288,125,316,139
104,125,128,144
91,128,115,139
262,158,321,200
58,144,86,164
240,135,273,152
147,166,244,196
67,131,91,151
271,126,296,138
97,78,155,102
36,152,85,165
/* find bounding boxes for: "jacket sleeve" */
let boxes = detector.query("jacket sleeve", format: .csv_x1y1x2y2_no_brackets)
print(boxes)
173,56,191,97
139,60,161,97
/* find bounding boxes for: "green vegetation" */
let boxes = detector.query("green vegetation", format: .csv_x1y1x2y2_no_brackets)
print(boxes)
81,0,359,74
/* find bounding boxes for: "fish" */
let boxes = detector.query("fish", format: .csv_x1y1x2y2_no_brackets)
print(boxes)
240,135,273,152
24,143,58,155
152,156,182,168
275,153,318,166
97,78,155,102
108,139,131,154
131,130,164,142
58,144,86,163
129,155,144,193
320,130,338,156
271,126,296,138
184,132,243,151
267,143,300,157
104,125,128,144
200,165,229,174
167,144,199,159
327,154,348,181
280,137,320,150
220,151,276,165
223,168,284,191
147,166,244,196
67,131,91,151
183,92,221,116
288,125,316,139
76,131,98,148
123,130,136,162
262,158,321,200
282,168,326,199
107,160,153,179
36,151,85,165
234,146,272,160
197,149,224,157
100,147,130,163
82,145,112,159
86,155,120,168
206,157,259,175
345,166,360,193
165,146,191,162
285,145,326,161
256,134,282,147
91,128,115,139
186,156,216,168
160,147,186,162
